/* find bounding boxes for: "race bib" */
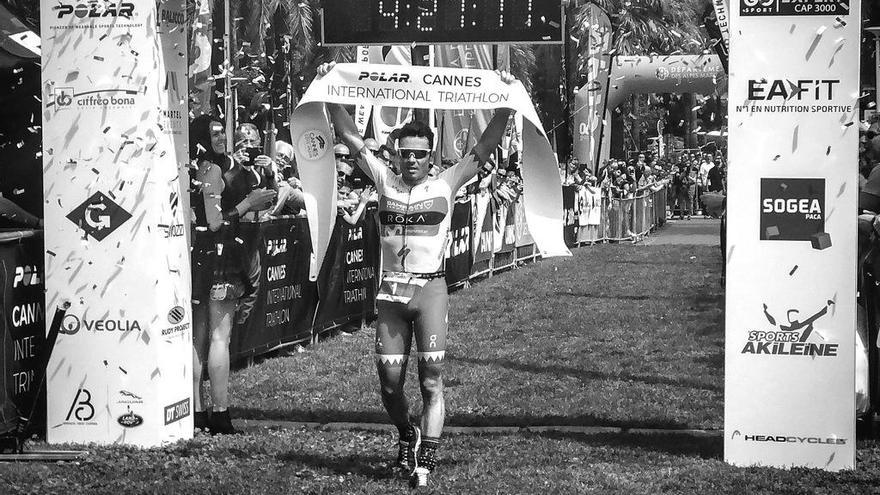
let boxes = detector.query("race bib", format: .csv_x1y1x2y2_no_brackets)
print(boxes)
377,272,429,305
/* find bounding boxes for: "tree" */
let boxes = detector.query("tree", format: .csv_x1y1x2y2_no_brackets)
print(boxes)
584,0,705,57
569,1,715,153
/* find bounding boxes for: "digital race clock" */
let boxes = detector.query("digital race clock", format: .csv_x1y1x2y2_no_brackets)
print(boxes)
320,0,564,45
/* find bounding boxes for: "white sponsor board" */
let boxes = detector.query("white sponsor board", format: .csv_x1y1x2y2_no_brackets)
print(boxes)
725,0,859,470
40,0,192,446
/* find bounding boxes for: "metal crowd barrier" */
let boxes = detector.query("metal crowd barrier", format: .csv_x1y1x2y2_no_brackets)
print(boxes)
564,186,667,246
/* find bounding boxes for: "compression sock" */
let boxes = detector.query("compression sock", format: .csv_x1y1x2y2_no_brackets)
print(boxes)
418,436,440,472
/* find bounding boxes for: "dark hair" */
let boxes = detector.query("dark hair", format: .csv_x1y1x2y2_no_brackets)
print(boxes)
396,120,434,149
189,114,226,164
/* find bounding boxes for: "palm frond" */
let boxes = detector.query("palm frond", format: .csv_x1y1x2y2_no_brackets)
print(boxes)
508,44,535,95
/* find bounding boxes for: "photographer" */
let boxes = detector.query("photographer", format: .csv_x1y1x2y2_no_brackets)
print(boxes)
269,141,306,217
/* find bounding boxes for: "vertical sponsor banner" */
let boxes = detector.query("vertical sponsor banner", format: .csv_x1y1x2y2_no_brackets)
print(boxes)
445,199,472,285
40,0,192,446
709,0,731,72
354,46,373,137
314,215,379,328
369,46,413,145
725,0,858,470
513,201,535,248
435,45,494,160
361,210,381,318
1,234,45,434
230,219,316,358
188,0,213,117
573,4,613,170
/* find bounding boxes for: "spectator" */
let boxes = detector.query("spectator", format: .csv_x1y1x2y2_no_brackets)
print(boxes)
188,115,275,435
687,165,699,218
707,158,724,193
378,145,397,173
231,123,279,329
231,123,278,220
269,140,305,216
671,167,692,220
340,185,377,225
336,142,373,190
635,153,647,182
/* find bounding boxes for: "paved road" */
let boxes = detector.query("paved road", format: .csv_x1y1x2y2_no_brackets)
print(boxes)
642,217,722,246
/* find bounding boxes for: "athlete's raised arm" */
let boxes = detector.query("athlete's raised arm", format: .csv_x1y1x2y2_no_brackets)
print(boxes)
442,70,515,191
318,62,387,184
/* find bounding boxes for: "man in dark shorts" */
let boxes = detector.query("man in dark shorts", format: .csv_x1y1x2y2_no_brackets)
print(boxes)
318,62,514,488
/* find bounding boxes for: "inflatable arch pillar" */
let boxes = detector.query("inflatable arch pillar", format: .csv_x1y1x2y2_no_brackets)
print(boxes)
574,54,726,168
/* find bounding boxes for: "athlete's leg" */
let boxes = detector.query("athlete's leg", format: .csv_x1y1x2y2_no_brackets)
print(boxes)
409,279,448,485
375,300,414,434
412,279,448,438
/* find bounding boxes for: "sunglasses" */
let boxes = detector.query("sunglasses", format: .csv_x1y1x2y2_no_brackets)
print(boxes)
397,148,430,159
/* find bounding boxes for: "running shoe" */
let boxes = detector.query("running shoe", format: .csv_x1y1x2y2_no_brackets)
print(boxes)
410,466,430,488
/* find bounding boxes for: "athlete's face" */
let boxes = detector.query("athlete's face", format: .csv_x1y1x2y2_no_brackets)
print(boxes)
396,136,432,186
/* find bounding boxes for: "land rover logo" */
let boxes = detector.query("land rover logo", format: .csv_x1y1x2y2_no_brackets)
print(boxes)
117,412,143,428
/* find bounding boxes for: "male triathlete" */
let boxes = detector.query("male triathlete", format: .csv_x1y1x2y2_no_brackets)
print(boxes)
318,62,513,488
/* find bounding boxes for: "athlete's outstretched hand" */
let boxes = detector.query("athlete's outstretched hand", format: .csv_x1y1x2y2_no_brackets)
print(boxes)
317,62,336,78
496,70,515,85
